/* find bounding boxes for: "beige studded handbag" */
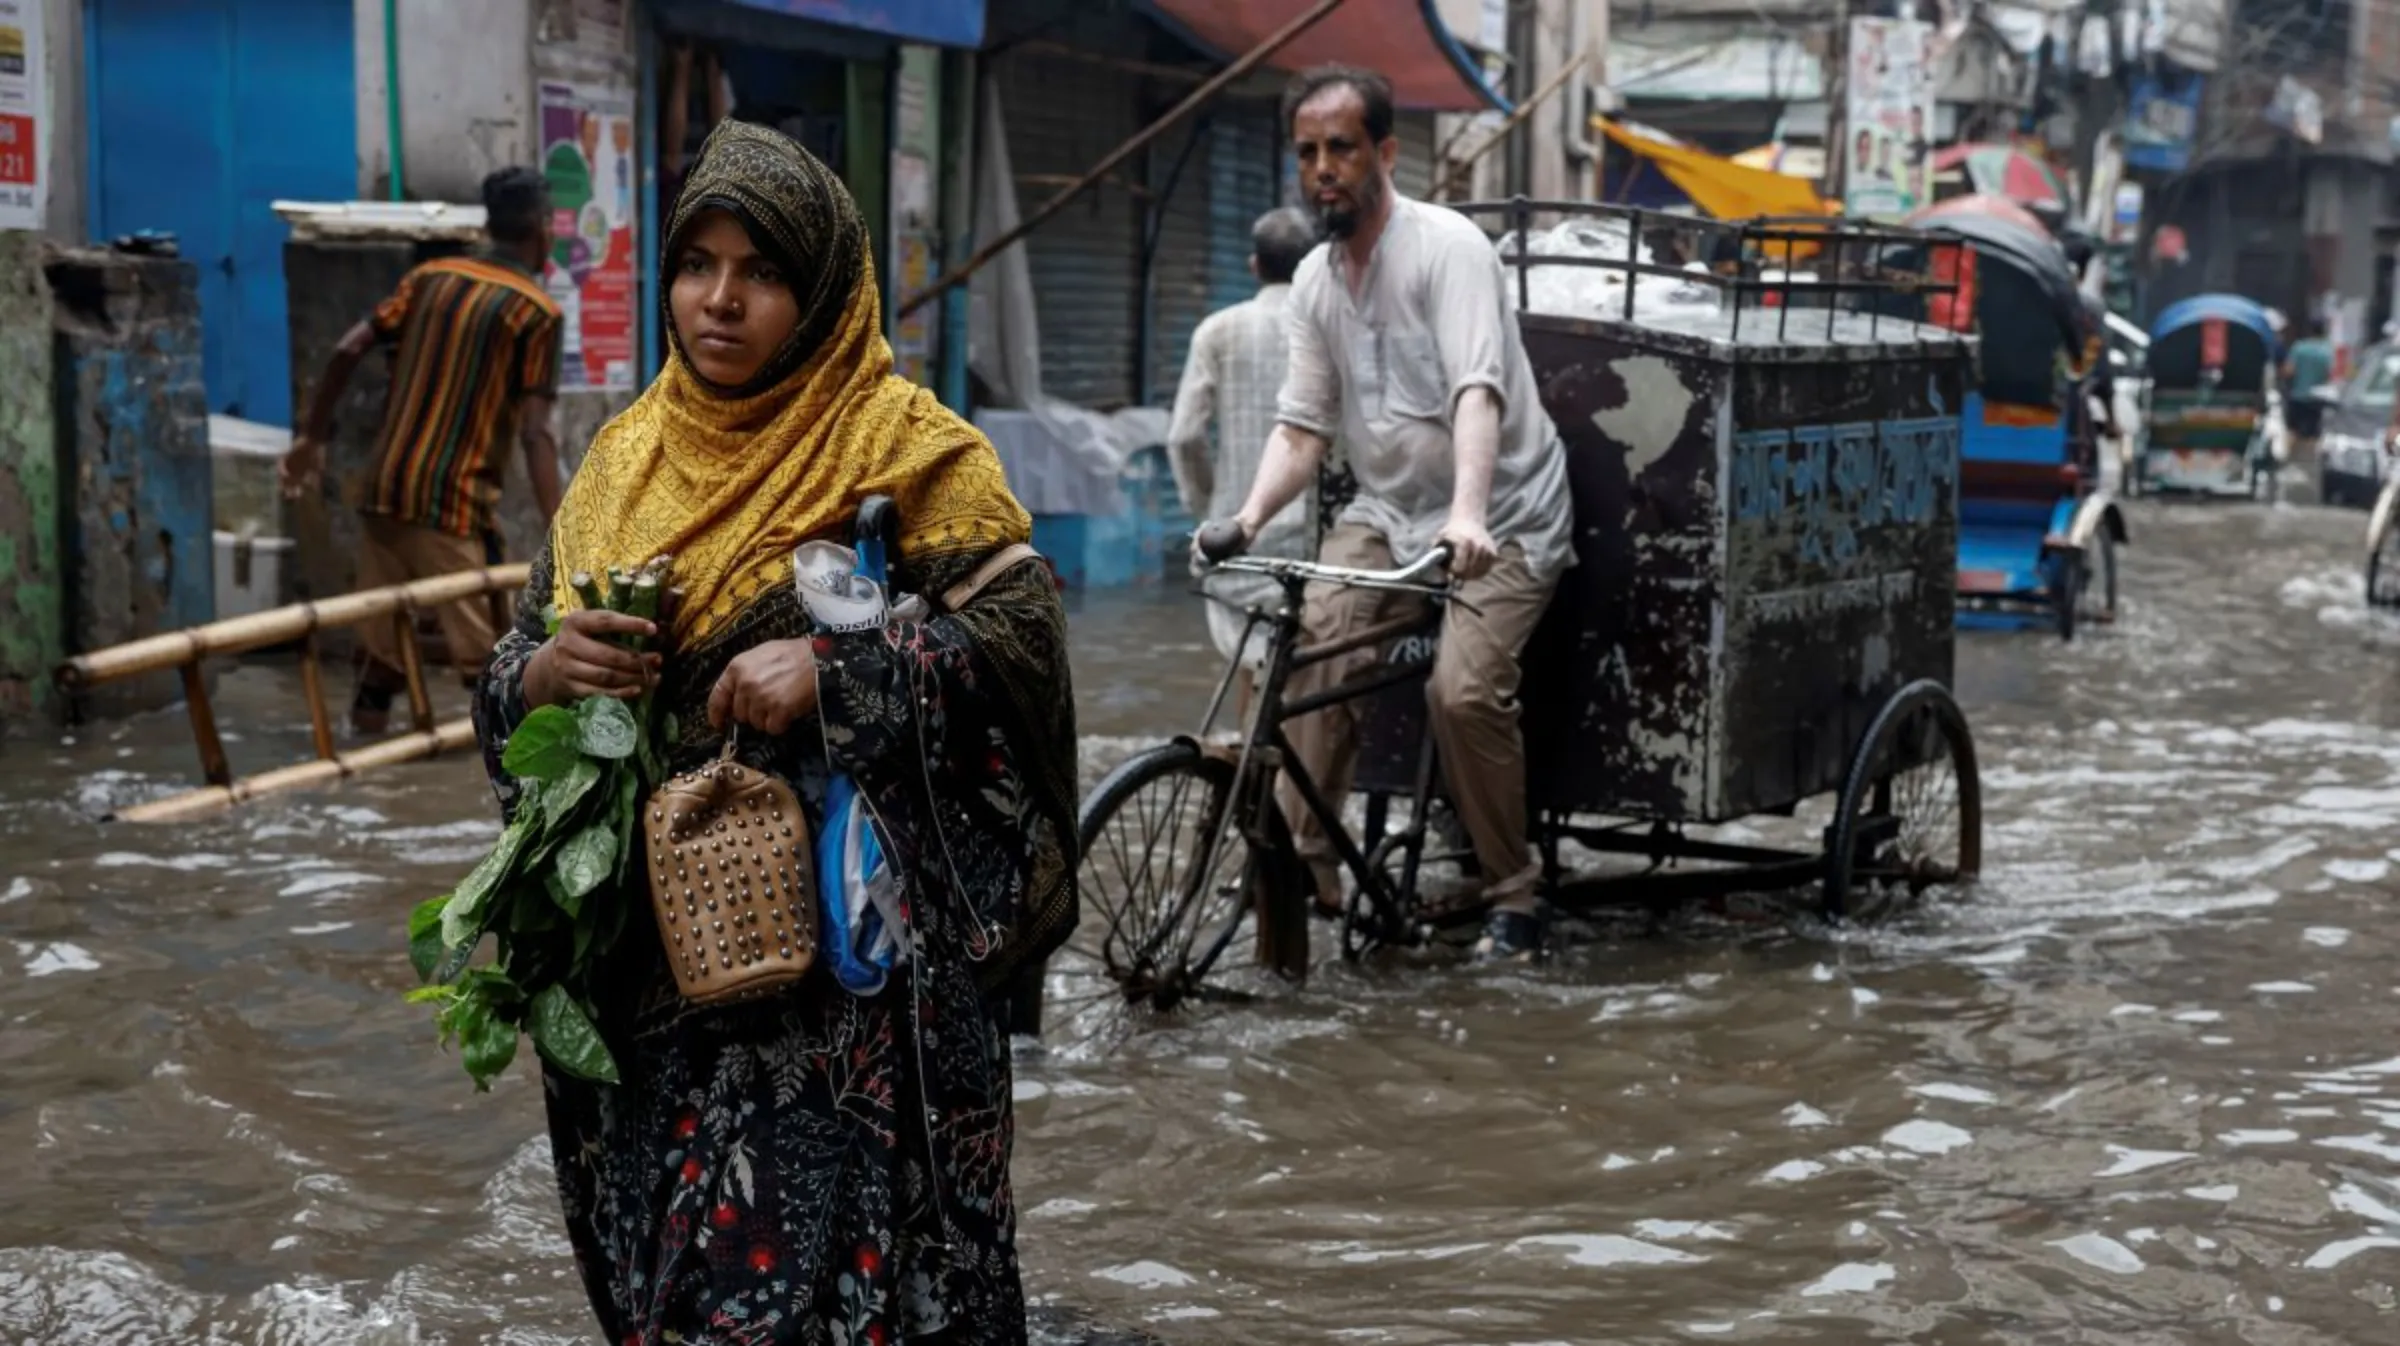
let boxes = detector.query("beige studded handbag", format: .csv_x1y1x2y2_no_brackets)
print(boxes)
644,734,819,1005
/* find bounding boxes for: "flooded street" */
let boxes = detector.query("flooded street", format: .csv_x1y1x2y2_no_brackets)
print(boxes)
7,497,2400,1342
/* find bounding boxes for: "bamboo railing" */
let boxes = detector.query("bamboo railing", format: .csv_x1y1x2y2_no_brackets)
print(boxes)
54,564,529,824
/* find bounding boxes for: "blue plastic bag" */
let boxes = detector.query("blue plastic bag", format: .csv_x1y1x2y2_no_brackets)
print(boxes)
796,503,912,995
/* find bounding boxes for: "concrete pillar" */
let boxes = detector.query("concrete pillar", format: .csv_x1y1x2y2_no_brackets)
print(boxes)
46,246,216,719
0,231,63,726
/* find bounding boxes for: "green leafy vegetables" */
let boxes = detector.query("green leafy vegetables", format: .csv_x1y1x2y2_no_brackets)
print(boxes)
410,557,678,1090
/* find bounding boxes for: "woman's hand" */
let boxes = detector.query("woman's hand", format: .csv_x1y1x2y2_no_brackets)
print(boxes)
524,609,660,707
707,639,819,735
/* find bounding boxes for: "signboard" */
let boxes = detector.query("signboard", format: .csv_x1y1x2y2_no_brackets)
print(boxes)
887,45,940,386
2124,69,2202,172
1842,17,1936,220
539,80,638,392
2111,182,2143,243
0,0,45,231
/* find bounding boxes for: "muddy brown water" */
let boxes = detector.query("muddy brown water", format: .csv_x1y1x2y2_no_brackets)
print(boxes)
6,498,2400,1343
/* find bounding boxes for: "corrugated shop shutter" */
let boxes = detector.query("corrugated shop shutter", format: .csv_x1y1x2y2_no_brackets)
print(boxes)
1394,110,1438,199
1206,99,1283,312
998,49,1143,408
1144,112,1218,404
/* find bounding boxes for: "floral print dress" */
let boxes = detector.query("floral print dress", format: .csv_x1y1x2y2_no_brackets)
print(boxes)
473,544,1074,1346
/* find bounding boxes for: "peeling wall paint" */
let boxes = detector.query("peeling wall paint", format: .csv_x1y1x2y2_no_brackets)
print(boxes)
0,232,62,729
48,248,217,719
1716,352,1965,818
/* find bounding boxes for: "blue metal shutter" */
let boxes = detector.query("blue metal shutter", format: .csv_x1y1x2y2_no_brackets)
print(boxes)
1142,112,1219,404
1205,100,1280,312
86,0,356,427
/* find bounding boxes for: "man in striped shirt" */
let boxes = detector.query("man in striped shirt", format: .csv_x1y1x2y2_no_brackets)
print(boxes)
281,167,566,733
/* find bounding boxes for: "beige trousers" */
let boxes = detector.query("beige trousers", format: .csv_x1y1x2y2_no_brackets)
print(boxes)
356,513,502,688
1280,522,1559,915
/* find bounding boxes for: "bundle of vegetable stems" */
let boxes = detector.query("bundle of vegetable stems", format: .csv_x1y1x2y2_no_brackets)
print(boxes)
408,555,679,1091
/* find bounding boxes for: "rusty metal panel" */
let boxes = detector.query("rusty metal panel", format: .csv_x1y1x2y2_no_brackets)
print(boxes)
1340,315,1969,828
1713,351,1965,819
48,248,216,720
1520,318,1729,822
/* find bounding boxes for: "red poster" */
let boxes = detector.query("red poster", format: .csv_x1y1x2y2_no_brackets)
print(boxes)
2200,318,2227,370
539,80,638,392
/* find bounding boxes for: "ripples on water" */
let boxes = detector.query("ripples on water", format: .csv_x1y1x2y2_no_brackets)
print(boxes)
6,500,2400,1341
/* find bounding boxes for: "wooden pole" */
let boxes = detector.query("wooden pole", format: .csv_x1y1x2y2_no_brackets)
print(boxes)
1435,54,1588,201
181,664,232,788
394,611,436,734
1824,0,1854,208
114,719,480,824
298,632,335,762
894,0,1354,320
55,563,528,690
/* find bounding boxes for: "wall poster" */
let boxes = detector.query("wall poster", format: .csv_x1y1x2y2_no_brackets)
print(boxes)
0,0,46,231
540,78,637,392
1842,16,1936,220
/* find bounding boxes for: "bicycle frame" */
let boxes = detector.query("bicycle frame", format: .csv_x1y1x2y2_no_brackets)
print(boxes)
1163,551,1457,977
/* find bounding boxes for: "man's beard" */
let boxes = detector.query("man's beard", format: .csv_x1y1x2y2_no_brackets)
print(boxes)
1315,177,1382,240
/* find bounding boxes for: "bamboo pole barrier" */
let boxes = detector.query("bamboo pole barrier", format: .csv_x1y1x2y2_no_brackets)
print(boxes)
58,563,528,824
113,720,480,824
54,564,529,691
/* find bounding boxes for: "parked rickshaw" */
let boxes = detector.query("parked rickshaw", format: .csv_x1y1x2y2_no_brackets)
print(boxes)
1019,205,1987,1042
2136,294,2282,498
1888,195,2128,641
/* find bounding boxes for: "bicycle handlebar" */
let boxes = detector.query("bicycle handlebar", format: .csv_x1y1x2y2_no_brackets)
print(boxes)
1204,539,1454,590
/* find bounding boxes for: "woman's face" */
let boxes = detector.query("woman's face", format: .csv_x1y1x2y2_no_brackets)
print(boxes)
670,209,802,388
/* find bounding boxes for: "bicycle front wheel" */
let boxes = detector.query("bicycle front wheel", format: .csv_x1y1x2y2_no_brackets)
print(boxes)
1038,741,1310,1040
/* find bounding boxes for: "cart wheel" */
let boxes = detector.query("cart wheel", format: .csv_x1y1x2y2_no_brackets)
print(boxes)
1035,741,1309,1042
1338,886,1386,963
2076,528,2118,627
2371,517,2400,608
1823,680,1983,923
2047,553,2081,642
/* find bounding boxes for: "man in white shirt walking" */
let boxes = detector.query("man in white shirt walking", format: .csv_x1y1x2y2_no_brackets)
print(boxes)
1212,65,1574,962
1167,207,1325,671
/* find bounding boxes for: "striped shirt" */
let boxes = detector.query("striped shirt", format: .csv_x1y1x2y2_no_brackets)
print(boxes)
360,253,563,537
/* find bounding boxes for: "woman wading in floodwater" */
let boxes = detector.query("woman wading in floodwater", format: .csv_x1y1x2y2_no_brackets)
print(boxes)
471,120,1076,1344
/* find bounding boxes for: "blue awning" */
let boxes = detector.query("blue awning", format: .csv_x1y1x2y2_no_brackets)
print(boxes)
723,0,985,48
2150,294,2278,346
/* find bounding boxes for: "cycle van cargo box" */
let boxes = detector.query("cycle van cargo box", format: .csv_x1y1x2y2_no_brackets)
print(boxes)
1355,299,1975,825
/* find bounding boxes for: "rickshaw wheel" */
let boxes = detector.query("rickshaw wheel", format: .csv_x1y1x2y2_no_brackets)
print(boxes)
2370,521,2400,608
1035,742,1310,1041
2076,529,2118,626
1823,681,1984,923
2046,553,2082,642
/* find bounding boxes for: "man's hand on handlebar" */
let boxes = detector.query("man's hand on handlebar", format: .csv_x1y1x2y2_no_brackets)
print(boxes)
1434,515,1499,581
1193,517,1254,566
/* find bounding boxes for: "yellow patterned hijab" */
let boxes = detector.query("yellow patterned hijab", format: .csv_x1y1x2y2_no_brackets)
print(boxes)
549,121,1031,647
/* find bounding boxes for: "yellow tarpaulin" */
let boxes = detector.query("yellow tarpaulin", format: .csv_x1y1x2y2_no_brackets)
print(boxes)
1599,119,1833,220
